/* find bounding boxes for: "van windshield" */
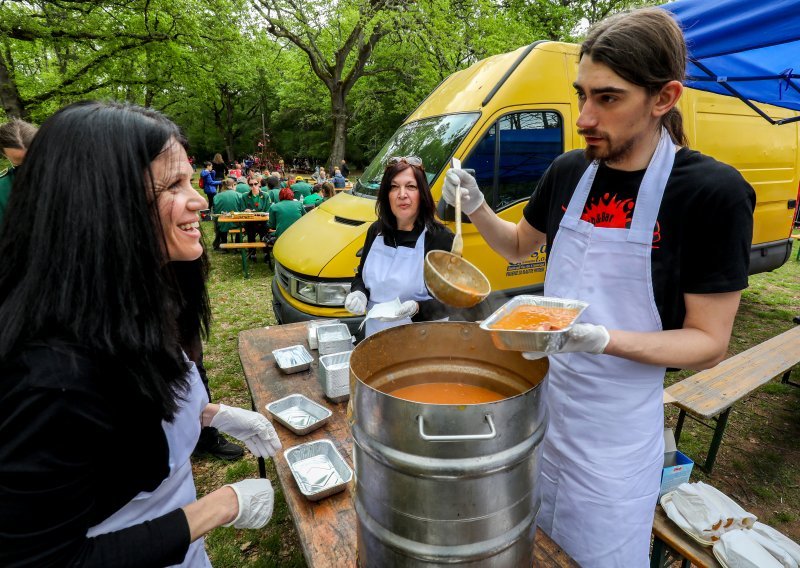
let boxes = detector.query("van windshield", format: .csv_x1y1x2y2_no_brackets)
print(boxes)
354,113,480,197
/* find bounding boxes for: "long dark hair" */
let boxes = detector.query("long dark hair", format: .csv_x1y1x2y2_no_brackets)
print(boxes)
580,7,688,147
0,101,202,421
376,161,442,236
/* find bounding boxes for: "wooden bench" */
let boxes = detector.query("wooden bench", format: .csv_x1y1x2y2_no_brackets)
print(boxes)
220,242,266,278
651,505,722,568
665,325,800,474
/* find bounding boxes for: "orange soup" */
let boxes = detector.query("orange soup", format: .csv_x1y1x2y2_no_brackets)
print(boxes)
389,382,505,404
490,305,579,331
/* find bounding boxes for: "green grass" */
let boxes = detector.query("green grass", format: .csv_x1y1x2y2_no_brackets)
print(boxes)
195,221,800,564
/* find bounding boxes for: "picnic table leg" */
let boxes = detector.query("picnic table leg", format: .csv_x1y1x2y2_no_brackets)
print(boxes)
674,409,687,443
239,249,250,278
781,366,799,387
703,407,731,475
249,396,267,478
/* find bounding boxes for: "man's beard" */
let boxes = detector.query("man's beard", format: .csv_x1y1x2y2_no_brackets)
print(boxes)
580,131,635,165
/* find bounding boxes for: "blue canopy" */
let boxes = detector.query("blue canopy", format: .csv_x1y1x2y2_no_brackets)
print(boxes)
663,0,800,124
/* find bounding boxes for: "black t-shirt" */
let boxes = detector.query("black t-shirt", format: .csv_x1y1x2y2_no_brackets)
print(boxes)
0,341,190,567
352,221,455,322
523,148,755,331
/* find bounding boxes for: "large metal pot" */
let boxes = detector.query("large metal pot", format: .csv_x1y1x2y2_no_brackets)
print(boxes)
349,322,548,567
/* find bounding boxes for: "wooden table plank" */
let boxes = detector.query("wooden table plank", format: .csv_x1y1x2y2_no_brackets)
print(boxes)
665,326,800,418
652,505,722,568
238,322,577,568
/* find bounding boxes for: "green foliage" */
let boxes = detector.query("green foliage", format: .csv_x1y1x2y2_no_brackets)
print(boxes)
2,0,657,167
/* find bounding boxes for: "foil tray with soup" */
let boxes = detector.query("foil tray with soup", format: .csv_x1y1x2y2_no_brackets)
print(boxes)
479,295,589,352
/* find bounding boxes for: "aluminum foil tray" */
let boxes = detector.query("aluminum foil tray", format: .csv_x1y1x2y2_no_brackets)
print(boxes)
272,345,313,374
307,319,340,350
316,323,353,356
479,295,589,352
285,439,352,501
266,394,332,435
318,351,352,403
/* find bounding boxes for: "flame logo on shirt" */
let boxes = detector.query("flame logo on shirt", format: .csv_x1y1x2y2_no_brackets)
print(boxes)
582,192,634,228
561,192,661,248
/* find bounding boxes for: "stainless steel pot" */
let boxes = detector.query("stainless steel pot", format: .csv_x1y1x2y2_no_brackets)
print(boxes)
349,322,549,567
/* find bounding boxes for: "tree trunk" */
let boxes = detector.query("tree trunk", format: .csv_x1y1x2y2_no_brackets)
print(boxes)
0,50,29,119
328,86,348,172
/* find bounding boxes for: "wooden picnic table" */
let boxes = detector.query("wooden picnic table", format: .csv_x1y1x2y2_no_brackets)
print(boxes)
216,214,269,223
238,321,578,568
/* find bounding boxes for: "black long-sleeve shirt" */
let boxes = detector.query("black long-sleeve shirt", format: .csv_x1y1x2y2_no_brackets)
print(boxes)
351,221,455,322
0,341,190,567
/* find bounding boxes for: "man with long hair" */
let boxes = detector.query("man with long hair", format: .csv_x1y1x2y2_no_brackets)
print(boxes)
0,118,37,228
442,8,754,567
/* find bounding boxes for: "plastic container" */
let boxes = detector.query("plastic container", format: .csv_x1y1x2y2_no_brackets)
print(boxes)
479,295,589,352
316,323,353,356
318,351,352,402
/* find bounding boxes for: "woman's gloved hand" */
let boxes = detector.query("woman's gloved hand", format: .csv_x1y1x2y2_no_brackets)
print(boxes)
396,300,419,319
522,323,610,360
224,479,274,529
210,404,282,457
442,169,484,215
344,291,367,315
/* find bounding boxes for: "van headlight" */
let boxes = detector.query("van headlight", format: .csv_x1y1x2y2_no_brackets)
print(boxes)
276,262,352,307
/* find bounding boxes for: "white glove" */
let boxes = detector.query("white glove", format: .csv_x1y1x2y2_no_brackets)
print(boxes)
442,169,484,215
344,291,367,315
210,404,282,457
224,479,274,529
522,323,610,360
396,300,419,319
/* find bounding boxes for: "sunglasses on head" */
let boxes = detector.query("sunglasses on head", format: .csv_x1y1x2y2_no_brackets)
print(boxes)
386,156,423,168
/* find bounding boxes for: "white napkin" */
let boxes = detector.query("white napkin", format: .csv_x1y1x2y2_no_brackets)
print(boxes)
752,522,800,566
358,298,405,331
715,529,784,568
671,482,726,539
696,481,757,530
671,482,756,540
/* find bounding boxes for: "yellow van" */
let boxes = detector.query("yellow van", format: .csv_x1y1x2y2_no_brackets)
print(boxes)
271,41,800,330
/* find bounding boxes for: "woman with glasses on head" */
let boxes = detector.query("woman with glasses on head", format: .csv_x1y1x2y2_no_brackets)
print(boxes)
0,101,281,567
344,156,455,337
242,175,270,262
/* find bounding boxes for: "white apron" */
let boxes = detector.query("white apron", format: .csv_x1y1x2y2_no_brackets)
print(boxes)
362,229,432,337
87,357,212,567
537,128,675,567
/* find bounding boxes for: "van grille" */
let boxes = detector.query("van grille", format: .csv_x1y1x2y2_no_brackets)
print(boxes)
334,216,365,227
274,262,290,290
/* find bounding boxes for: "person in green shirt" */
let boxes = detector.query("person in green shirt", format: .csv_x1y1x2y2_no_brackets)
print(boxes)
265,175,281,204
0,119,37,229
268,187,305,241
213,179,244,250
235,176,250,194
303,184,324,208
241,178,271,261
290,176,313,200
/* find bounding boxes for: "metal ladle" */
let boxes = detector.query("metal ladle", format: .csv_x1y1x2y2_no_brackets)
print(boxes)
424,160,491,308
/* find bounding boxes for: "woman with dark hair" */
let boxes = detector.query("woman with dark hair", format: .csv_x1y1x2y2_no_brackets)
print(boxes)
344,157,454,337
0,101,281,567
211,152,227,181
